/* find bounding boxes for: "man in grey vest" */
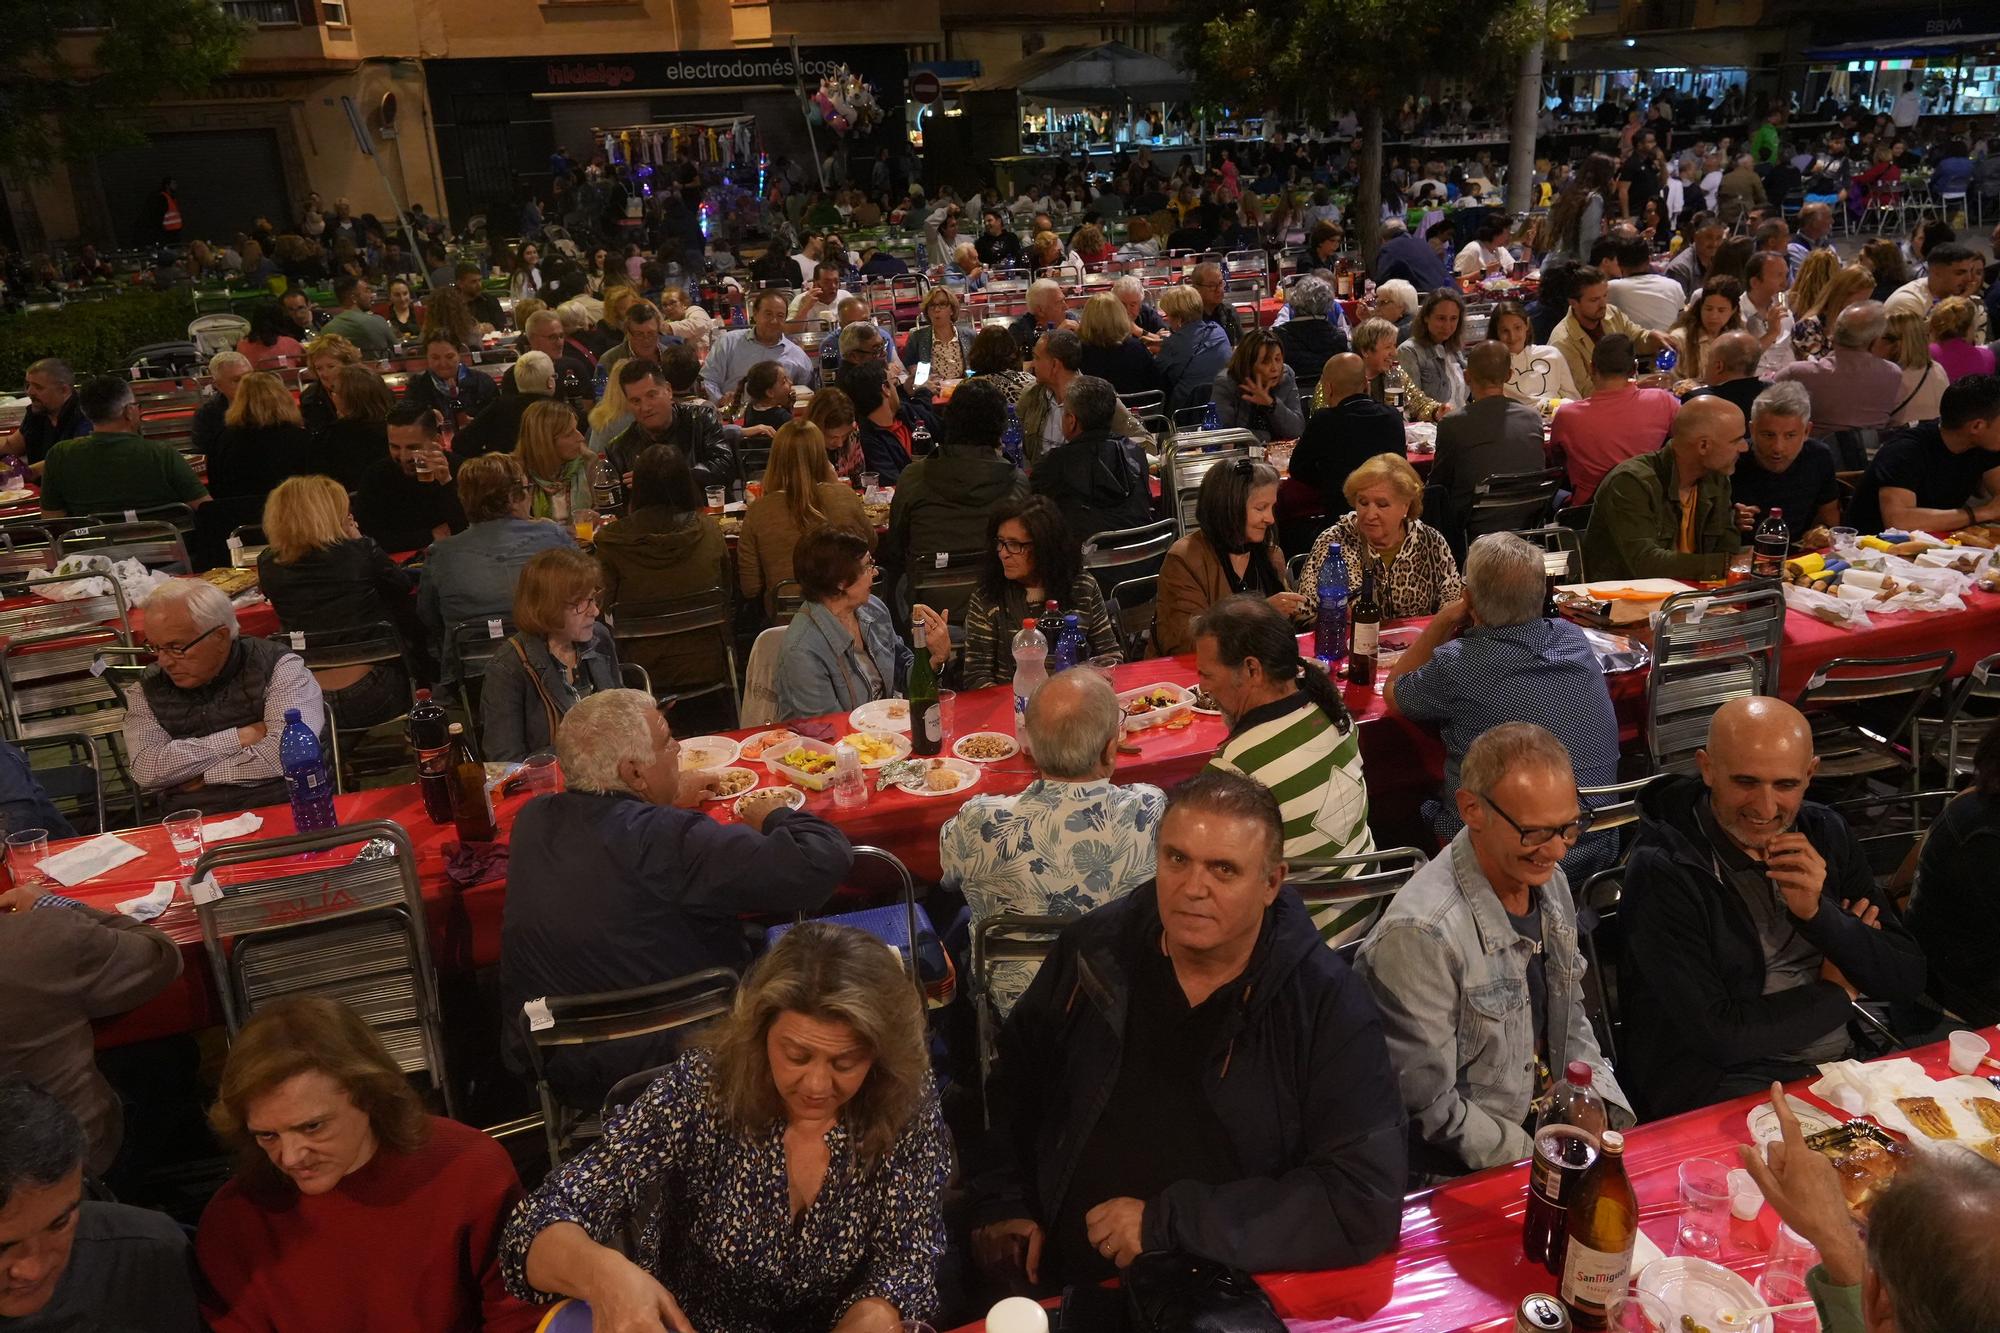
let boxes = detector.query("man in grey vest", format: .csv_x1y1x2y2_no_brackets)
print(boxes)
120,581,325,815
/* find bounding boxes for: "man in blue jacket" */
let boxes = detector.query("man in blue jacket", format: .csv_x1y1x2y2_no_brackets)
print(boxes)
1372,218,1456,293
1620,697,1927,1119
969,769,1406,1290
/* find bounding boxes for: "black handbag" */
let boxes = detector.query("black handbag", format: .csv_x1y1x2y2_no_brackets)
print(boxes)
1120,1252,1285,1333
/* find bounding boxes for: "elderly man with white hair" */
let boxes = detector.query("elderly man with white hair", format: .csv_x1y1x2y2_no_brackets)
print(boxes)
1009,278,1076,359
192,350,251,456
1774,300,1905,434
940,670,1166,1020
1271,275,1351,389
121,579,325,814
499,688,852,1106
502,309,593,402
1111,274,1166,341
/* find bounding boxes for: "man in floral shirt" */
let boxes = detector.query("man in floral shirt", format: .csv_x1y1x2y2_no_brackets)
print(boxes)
941,671,1165,1018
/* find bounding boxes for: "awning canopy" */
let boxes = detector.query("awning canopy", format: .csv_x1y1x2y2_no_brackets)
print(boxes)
1805,33,2000,57
1554,28,1767,73
962,42,1192,105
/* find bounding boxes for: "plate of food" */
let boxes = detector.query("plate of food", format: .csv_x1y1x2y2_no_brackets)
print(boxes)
737,729,801,762
839,730,911,768
1117,683,1195,730
1805,1120,1911,1220
734,785,806,820
892,756,980,797
953,731,1020,762
848,699,912,733
0,487,36,506
1635,1256,1769,1333
766,739,840,790
1189,688,1223,716
701,767,761,801
678,735,741,771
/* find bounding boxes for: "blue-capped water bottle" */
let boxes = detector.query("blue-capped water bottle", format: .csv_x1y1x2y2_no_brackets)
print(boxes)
1313,545,1349,667
279,708,337,831
1654,342,1677,375
1001,402,1025,467
1055,613,1087,672
1202,397,1221,430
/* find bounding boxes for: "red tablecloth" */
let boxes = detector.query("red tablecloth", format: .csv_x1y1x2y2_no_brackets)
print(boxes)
951,1029,1988,1331
1777,583,2000,698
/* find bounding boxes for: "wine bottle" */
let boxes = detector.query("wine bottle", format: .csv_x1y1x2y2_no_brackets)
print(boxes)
1347,569,1380,687
1558,1129,1637,1331
908,626,942,757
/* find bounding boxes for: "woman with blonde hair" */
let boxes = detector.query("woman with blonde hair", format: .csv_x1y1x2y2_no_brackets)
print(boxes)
1299,452,1462,619
257,475,422,725
738,420,873,613
1930,295,1996,381
902,286,971,379
1880,308,1950,426
300,332,361,435
480,546,619,760
1077,290,1158,396
514,398,595,523
214,370,312,499
197,996,541,1331
1790,263,1876,361
1787,248,1841,327
586,359,632,452
499,922,948,1333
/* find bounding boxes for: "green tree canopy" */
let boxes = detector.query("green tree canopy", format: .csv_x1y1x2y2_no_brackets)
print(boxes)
0,0,244,176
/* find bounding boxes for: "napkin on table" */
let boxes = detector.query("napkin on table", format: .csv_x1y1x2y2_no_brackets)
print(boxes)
40,833,146,887
117,881,179,922
203,811,265,841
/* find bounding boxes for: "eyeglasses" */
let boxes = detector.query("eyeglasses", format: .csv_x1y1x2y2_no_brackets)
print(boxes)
568,593,601,612
149,624,225,661
1480,792,1593,848
996,537,1033,556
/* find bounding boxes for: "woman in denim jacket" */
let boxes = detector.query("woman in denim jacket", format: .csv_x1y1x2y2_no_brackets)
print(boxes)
775,527,951,722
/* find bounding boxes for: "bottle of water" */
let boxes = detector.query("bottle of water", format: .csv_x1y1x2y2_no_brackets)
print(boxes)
1011,618,1048,737
1055,612,1087,672
279,708,337,831
1313,545,1350,667
1654,342,1677,375
1202,398,1221,430
1001,402,1024,464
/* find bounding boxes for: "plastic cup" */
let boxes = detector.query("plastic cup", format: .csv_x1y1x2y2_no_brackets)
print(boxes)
704,485,726,514
1726,1166,1764,1220
1675,1157,1732,1259
164,808,204,870
1829,525,1859,555
5,828,49,886
936,689,956,740
518,751,562,795
1948,1028,1991,1075
1759,1223,1821,1331
1606,1290,1671,1333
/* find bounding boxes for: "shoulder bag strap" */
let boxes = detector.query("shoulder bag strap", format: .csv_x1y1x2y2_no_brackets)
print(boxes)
510,636,566,744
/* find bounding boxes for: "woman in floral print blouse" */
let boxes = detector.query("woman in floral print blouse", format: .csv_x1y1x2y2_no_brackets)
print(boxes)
500,924,950,1333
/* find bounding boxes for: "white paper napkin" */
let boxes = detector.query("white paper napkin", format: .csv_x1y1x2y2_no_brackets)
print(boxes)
203,811,265,841
117,881,179,922
40,833,145,887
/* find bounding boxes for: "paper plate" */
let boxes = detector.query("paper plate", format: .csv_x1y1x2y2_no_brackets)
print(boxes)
952,731,1020,762
734,785,805,819
1747,1094,1842,1147
849,698,912,732
1636,1256,1770,1333
678,735,740,771
895,756,980,797
701,767,761,801
737,728,801,763
837,730,912,769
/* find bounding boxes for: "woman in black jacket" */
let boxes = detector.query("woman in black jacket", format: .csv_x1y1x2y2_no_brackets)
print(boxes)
315,364,395,491
257,475,425,726
1076,293,1160,398
213,372,315,500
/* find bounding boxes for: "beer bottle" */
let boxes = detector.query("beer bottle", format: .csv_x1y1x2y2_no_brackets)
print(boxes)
446,722,498,843
1558,1129,1637,1331
908,627,942,757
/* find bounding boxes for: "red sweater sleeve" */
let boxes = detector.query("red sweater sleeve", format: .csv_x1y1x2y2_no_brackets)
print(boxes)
195,1182,274,1333
445,1123,546,1333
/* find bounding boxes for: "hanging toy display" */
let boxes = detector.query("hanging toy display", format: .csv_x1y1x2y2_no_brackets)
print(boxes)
808,67,882,138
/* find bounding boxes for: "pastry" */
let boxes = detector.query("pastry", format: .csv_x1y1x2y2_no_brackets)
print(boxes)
1895,1095,1956,1140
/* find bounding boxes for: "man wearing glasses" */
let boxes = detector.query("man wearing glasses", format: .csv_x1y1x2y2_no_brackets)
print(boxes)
1617,697,1926,1120
1355,722,1633,1183
120,579,325,815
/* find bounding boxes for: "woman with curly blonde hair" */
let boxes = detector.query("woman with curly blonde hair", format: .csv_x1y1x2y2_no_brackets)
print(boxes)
500,922,948,1333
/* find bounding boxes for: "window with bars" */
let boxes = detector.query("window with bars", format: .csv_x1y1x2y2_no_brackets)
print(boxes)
220,0,299,24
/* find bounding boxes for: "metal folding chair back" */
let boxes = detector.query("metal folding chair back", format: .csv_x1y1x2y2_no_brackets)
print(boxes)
1924,652,2000,781
0,526,60,581
1794,650,1957,784
1575,867,1625,1064
1467,467,1564,538
971,912,1071,1124
192,821,455,1115
520,967,739,1164
907,550,987,624
1509,524,1586,583
1165,437,1256,534
1577,773,1661,838
607,590,741,723
1106,574,1159,660
59,521,191,575
1645,584,1785,775
17,732,107,832
1081,517,1176,594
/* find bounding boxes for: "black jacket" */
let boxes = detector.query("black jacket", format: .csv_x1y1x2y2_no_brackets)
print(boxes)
1030,429,1152,543
453,392,539,459
605,404,735,492
1273,318,1350,393
976,228,1024,267
856,399,943,488
258,537,416,633
1079,337,1161,398
353,455,467,555
402,366,499,426
313,418,388,492
1290,395,1405,514
1620,776,1928,1118
972,884,1407,1275
210,422,316,500
882,444,1023,576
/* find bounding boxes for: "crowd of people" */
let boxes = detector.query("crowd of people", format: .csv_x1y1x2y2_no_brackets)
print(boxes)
4,83,2000,1333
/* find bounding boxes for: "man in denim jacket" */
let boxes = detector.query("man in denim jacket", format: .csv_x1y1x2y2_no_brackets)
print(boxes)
1356,723,1632,1182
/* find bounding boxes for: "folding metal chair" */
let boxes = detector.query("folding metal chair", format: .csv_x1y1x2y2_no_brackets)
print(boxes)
607,590,741,725
1107,574,1159,660
971,911,1070,1124
1466,468,1564,541
192,821,457,1116
17,732,108,833
519,968,738,1165
1644,584,1786,775
1081,518,1176,597
449,617,515,749
1284,846,1428,956
0,525,60,581
1794,650,1957,791
1165,435,1257,534
1509,524,1587,583
906,549,988,626
1916,651,1999,782
1575,867,1625,1065
1576,773,1660,841
271,622,411,791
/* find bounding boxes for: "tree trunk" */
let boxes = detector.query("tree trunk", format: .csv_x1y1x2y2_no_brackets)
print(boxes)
1358,104,1385,266
1507,5,1546,216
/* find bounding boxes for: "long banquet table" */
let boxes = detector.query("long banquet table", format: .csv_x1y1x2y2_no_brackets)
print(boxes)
44,585,2000,1050
947,1028,1993,1332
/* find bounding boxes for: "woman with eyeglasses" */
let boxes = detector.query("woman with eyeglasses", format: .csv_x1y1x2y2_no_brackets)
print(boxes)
961,496,1121,689
903,287,974,384
1156,459,1307,656
594,442,729,707
481,547,621,761
775,527,951,723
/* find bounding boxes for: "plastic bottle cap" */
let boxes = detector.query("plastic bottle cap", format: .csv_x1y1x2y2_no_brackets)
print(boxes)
1566,1060,1594,1087
284,708,301,722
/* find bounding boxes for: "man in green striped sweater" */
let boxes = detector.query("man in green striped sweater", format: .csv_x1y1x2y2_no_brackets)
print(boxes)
1193,596,1379,945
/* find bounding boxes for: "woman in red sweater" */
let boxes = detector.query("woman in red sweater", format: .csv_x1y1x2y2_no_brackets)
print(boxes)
195,996,545,1333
